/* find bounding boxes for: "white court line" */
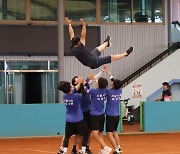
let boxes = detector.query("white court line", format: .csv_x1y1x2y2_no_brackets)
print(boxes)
0,148,55,153
26,148,54,153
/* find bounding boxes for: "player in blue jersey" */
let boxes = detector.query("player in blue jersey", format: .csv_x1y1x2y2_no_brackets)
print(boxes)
88,77,112,154
105,70,123,154
57,81,88,154
71,76,92,154
70,67,107,154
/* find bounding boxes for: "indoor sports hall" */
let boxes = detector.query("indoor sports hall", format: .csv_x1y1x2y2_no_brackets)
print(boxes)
0,0,180,154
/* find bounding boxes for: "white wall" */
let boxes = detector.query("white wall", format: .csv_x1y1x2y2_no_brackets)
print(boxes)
171,83,180,101
171,0,180,21
121,49,180,110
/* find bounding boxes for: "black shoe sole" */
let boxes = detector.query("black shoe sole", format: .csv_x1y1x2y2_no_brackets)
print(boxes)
126,46,133,56
104,35,111,47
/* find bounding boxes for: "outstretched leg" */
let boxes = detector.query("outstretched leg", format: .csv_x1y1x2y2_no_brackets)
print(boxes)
97,35,111,52
111,47,133,61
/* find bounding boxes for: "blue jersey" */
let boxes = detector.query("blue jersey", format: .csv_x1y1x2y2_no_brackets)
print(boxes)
105,89,122,116
73,83,91,112
63,93,83,122
88,88,107,115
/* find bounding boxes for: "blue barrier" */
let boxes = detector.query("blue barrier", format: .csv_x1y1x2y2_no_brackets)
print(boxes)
0,103,122,138
143,101,180,132
0,104,66,137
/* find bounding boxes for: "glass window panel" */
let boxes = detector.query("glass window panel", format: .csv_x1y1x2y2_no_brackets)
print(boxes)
0,61,4,70
50,61,58,70
0,0,25,20
31,0,57,21
133,0,163,23
65,0,96,22
0,72,5,104
101,0,131,23
6,61,48,70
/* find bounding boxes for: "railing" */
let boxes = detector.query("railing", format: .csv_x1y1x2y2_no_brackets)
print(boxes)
122,42,180,87
172,21,180,27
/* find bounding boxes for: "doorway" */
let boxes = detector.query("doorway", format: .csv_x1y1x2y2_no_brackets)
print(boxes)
24,73,42,104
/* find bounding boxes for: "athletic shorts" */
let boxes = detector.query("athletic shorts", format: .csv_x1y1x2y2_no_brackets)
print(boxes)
90,48,111,69
106,115,120,132
65,120,88,137
83,110,91,129
90,114,105,132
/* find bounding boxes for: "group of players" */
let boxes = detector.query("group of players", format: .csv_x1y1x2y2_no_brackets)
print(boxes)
57,17,133,154
57,66,123,154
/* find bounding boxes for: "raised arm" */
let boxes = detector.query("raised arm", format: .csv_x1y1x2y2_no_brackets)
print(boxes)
65,17,74,40
88,65,107,86
105,66,114,81
80,18,86,46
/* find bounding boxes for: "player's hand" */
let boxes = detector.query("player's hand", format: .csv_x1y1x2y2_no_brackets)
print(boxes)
80,18,86,26
102,65,108,72
78,77,85,84
88,72,95,81
65,17,72,25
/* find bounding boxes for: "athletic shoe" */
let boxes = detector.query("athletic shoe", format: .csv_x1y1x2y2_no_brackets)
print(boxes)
113,151,119,154
79,150,87,154
57,148,65,154
71,148,77,154
113,150,122,154
98,149,104,154
103,146,112,154
126,46,133,56
71,145,77,154
104,35,111,47
86,146,93,154
119,148,122,152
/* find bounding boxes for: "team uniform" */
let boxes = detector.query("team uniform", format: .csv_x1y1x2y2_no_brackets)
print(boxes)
106,89,122,132
73,82,91,129
63,93,88,148
70,43,111,69
162,89,172,101
88,88,107,132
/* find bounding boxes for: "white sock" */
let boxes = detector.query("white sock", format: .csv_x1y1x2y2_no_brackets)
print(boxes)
63,147,67,152
104,146,110,150
60,146,63,150
115,148,119,152
100,149,104,153
81,146,86,152
118,145,121,148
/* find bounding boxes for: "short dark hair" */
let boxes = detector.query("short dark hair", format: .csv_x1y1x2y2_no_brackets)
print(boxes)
58,81,71,93
72,76,78,86
98,77,108,89
162,82,169,88
71,35,80,46
113,79,122,90
58,81,66,91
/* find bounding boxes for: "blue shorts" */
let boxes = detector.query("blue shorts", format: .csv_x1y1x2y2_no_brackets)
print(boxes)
90,48,111,69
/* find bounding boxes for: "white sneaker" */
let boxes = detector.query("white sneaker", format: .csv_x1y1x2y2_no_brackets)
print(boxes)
99,149,104,154
79,149,87,154
103,146,112,154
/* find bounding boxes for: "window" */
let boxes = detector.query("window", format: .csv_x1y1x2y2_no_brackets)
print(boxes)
30,0,57,21
133,0,163,23
0,0,25,20
65,0,96,22
101,0,131,23
0,0,164,24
